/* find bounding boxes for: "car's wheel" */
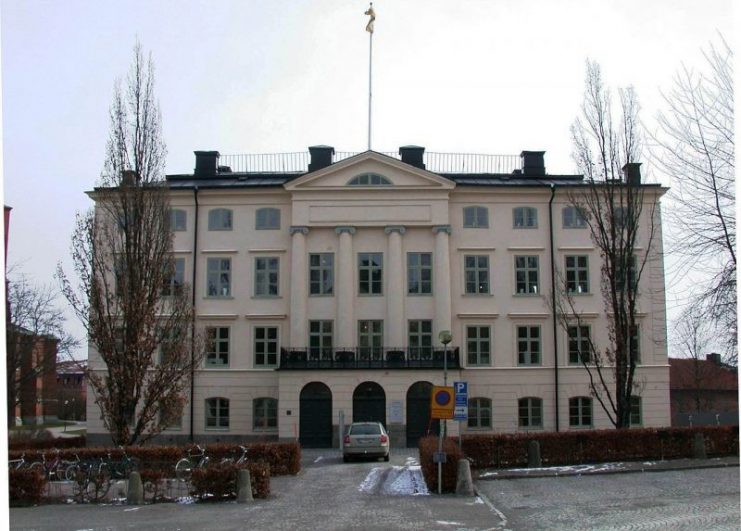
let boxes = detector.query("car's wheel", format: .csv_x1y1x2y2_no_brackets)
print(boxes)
384,454,390,462
343,455,349,463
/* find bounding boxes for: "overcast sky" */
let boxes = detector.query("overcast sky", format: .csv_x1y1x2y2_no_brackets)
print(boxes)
1,0,735,358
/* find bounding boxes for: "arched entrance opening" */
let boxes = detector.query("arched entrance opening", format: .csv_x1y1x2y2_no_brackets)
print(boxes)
299,382,332,448
406,381,439,447
352,381,386,427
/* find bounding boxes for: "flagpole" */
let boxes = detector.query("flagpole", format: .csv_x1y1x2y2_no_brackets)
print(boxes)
367,14,373,150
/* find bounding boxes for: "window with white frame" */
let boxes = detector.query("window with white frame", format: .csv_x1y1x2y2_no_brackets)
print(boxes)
568,325,591,364
408,320,433,359
466,326,491,366
208,208,233,231
347,173,392,186
515,255,540,294
169,209,187,231
518,397,543,428
254,257,279,296
616,255,638,292
513,206,538,228
309,253,334,295
206,257,231,297
407,252,432,295
565,255,589,294
468,397,492,429
562,206,587,228
517,325,541,365
629,396,642,426
162,257,185,297
206,327,229,367
358,253,383,295
159,327,182,365
159,406,182,430
358,320,383,358
569,396,592,428
630,325,640,364
254,326,278,367
253,397,278,429
464,255,489,294
205,397,229,430
309,320,333,359
463,206,489,228
256,207,280,230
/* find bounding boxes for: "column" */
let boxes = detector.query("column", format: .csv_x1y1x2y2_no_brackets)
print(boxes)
433,225,452,335
385,226,406,348
289,226,309,347
335,226,356,348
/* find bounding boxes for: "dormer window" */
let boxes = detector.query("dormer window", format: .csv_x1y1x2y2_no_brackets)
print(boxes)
347,173,392,186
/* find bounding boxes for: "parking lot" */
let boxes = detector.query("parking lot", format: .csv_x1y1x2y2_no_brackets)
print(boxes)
10,450,740,531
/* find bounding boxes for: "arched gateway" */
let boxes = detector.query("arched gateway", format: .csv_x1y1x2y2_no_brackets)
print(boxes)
352,381,386,426
299,382,332,448
406,381,440,447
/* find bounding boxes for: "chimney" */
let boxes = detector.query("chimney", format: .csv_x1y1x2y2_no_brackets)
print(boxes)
706,353,722,365
194,151,220,177
121,170,138,186
622,162,642,185
308,145,335,172
521,151,546,176
399,145,425,169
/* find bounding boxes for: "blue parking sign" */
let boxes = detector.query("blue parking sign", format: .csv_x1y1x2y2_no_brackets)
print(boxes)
454,381,468,420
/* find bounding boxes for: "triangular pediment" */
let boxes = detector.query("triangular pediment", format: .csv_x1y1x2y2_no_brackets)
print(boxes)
284,151,455,191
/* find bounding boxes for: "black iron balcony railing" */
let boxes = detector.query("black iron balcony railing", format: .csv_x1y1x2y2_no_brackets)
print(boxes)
278,347,461,370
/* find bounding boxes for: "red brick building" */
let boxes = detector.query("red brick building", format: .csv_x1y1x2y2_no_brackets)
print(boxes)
56,360,87,421
669,355,738,426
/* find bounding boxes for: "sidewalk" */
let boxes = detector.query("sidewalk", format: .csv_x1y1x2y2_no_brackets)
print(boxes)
476,455,739,480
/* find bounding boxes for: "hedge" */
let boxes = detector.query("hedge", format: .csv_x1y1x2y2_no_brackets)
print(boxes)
9,436,86,451
190,461,271,500
9,469,47,506
418,436,465,494
462,426,739,469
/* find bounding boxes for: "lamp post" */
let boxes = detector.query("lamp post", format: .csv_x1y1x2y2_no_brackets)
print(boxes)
437,330,452,495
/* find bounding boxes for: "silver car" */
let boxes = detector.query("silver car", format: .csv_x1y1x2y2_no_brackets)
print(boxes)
343,421,390,462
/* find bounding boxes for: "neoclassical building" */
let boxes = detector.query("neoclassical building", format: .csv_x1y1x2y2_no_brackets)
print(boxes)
86,146,670,447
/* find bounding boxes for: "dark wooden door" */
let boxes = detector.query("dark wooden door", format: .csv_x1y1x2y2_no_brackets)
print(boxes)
299,382,333,448
352,381,386,427
406,381,439,447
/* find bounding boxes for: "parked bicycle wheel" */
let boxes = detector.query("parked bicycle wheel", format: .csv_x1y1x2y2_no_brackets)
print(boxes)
27,462,44,475
65,463,81,481
175,458,192,481
85,463,112,501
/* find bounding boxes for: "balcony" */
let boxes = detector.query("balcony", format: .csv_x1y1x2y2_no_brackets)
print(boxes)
278,347,461,370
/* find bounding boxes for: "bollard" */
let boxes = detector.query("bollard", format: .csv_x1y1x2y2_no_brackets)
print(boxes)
527,440,542,468
237,469,253,503
127,471,144,505
455,459,475,496
693,432,707,459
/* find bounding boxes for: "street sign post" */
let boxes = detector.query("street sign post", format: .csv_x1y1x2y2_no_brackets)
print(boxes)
453,381,468,421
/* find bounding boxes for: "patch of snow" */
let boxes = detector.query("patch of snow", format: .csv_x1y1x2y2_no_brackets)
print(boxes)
479,471,499,477
435,521,464,526
123,507,140,512
176,496,196,505
358,467,384,493
466,496,485,505
358,465,430,496
313,456,323,463
404,456,419,466
642,462,656,466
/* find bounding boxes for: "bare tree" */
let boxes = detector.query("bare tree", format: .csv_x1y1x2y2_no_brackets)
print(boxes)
6,273,80,429
57,43,203,445
557,60,660,428
672,305,716,413
652,35,735,364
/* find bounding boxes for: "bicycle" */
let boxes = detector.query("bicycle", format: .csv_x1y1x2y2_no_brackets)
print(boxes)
104,446,141,479
8,453,28,471
175,444,210,481
60,453,83,481
220,445,249,466
71,456,112,502
28,449,67,481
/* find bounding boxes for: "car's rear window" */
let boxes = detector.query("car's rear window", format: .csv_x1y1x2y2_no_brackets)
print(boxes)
349,424,381,435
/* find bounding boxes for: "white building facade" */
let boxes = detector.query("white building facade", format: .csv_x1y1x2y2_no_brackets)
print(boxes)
87,146,670,447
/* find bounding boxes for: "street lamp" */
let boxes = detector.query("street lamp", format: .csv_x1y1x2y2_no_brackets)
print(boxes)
437,330,452,495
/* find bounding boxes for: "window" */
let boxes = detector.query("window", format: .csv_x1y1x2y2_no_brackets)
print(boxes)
408,320,432,359
630,325,640,364
614,207,628,230
159,327,182,365
518,397,543,428
208,208,233,231
517,325,541,365
358,253,383,295
253,398,278,430
309,320,333,359
162,257,185,297
513,207,538,228
207,258,231,297
205,397,229,430
467,326,491,366
407,253,432,295
160,410,182,430
629,396,642,426
565,255,589,294
347,173,392,186
468,397,492,429
515,256,540,294
254,327,278,367
206,327,229,367
464,255,489,294
569,397,592,428
568,325,591,364
254,257,279,296
309,253,334,295
616,255,637,292
358,320,383,359
256,207,280,230
169,209,187,231
562,206,586,229
463,206,489,228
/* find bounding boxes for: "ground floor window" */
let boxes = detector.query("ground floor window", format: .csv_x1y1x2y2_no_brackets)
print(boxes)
468,397,492,429
569,396,592,428
518,397,543,428
205,397,229,430
253,397,278,430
